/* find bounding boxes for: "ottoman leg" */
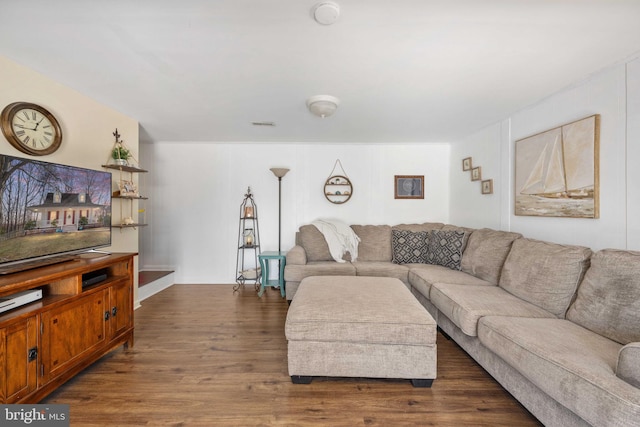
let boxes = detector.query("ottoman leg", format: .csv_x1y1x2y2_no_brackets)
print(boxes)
411,379,433,388
291,375,313,384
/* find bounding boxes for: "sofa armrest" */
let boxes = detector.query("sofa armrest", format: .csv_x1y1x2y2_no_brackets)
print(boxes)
286,245,307,265
616,342,640,388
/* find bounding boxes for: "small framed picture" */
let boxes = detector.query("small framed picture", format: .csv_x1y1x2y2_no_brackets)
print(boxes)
471,166,482,181
394,175,424,199
481,179,493,194
118,180,139,197
462,157,472,171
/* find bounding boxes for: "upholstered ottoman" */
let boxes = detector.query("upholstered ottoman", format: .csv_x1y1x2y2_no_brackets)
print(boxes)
285,276,437,387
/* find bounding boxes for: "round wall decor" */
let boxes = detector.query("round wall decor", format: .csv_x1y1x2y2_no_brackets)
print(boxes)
324,160,353,204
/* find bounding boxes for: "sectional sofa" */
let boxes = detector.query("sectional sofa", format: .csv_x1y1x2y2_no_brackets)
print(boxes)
283,222,640,427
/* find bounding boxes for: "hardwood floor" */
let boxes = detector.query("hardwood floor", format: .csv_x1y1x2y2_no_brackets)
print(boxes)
43,284,542,426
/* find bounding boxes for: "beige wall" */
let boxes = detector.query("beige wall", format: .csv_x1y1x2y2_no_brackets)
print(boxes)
0,56,140,300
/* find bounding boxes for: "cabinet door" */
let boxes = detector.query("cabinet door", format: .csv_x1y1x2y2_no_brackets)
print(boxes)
109,280,132,339
0,316,38,403
40,291,108,384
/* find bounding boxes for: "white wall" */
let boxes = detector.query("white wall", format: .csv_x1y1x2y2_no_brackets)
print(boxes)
451,57,640,251
628,57,640,250
140,142,450,283
0,56,141,294
449,121,509,230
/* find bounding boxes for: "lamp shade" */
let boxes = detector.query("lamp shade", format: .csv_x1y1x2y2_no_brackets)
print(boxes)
306,95,340,118
270,168,290,178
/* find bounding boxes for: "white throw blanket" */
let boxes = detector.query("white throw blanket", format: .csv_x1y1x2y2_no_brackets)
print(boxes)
312,219,361,263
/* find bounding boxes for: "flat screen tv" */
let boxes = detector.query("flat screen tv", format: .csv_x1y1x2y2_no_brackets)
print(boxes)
0,154,112,273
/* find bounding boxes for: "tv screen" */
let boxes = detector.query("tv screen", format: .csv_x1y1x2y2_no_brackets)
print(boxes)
0,154,112,270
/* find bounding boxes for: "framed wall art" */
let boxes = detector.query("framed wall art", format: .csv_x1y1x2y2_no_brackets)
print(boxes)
471,166,481,181
515,114,599,218
462,157,472,171
394,175,424,199
481,179,493,195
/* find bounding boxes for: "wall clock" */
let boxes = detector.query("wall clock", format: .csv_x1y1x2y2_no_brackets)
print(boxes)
1,102,63,156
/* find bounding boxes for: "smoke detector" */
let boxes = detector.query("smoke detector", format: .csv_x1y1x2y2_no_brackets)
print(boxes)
312,2,340,25
306,95,340,118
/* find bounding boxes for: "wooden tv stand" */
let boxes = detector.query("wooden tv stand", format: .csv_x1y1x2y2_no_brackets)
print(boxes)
0,253,135,403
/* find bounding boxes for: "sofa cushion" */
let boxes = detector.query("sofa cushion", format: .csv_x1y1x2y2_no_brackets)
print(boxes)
285,245,307,265
393,222,444,233
431,284,555,336
460,228,522,284
498,238,592,317
352,261,410,285
566,249,640,345
391,229,429,264
283,261,356,283
351,225,392,262
427,230,466,270
617,343,640,388
408,264,493,301
298,225,333,262
478,317,638,427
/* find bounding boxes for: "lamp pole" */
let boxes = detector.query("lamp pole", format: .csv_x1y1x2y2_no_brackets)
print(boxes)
269,168,289,253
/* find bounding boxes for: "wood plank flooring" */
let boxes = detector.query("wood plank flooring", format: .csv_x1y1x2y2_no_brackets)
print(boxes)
42,284,542,426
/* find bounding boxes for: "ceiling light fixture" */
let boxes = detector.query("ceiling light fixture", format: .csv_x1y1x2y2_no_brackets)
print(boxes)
306,95,340,118
312,2,340,25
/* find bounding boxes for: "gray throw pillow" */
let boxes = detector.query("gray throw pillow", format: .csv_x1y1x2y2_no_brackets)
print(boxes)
391,229,429,264
427,230,465,270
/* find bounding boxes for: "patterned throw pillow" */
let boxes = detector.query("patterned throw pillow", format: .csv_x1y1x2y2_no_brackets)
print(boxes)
391,230,429,264
427,230,465,270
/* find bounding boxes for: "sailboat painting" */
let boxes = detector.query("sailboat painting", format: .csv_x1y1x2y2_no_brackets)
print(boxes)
515,115,599,218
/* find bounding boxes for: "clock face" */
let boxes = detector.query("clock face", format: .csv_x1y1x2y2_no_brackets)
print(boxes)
1,102,63,156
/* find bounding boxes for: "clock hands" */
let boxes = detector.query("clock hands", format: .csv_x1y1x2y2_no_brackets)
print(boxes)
33,115,46,131
14,123,38,131
14,115,46,132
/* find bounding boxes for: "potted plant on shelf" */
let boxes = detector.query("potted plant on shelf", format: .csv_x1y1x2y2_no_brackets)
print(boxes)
112,146,131,165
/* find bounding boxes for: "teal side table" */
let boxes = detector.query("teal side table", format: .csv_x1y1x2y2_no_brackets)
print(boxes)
258,251,287,298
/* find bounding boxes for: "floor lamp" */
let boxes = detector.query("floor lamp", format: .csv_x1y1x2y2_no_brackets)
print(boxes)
270,167,289,252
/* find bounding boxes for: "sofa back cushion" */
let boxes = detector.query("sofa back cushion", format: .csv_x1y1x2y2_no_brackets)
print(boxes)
461,228,522,284
499,238,591,317
351,225,392,262
393,222,444,233
298,225,333,262
566,249,640,345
